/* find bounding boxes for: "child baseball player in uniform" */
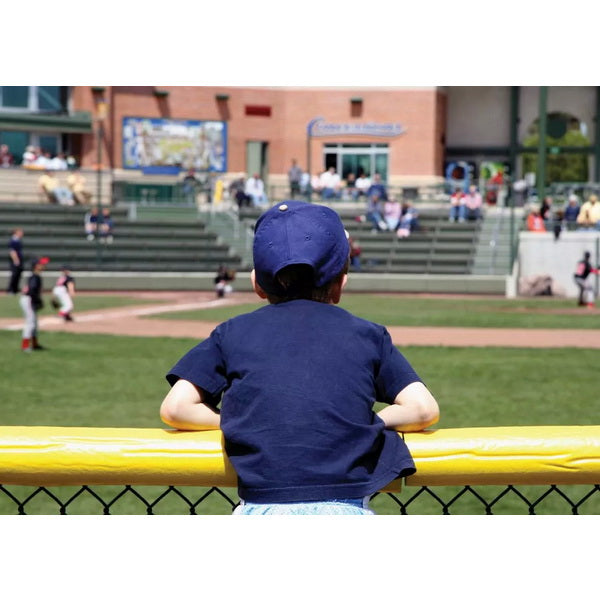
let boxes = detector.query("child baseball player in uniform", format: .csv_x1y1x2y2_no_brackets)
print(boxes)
52,265,76,321
161,201,439,515
20,256,50,352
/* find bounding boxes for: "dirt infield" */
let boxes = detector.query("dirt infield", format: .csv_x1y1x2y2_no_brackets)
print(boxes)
2,291,599,348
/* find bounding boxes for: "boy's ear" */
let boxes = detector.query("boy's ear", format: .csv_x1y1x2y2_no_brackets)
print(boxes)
331,273,348,305
250,270,268,299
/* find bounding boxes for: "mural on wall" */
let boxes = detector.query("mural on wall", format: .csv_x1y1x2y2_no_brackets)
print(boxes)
122,117,227,172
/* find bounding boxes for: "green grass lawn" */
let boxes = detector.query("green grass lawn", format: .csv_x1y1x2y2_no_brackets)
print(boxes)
149,294,600,329
0,294,162,319
0,329,598,515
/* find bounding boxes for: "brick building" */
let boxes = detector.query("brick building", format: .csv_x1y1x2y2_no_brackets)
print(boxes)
2,86,600,190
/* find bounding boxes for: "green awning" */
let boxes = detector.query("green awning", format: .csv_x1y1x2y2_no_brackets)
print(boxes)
0,111,93,133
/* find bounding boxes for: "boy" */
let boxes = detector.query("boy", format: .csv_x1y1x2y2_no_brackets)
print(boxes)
161,201,439,514
20,256,50,352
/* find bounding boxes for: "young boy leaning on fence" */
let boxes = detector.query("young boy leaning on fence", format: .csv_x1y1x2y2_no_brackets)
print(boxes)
160,200,439,515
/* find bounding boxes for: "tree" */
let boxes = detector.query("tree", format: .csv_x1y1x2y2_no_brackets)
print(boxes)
522,114,590,183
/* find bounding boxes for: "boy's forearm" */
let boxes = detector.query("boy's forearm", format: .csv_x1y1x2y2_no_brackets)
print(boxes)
377,404,438,432
160,379,221,431
161,401,221,431
377,382,440,432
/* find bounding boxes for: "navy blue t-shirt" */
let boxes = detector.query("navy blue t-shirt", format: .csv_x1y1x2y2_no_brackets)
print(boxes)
166,299,422,503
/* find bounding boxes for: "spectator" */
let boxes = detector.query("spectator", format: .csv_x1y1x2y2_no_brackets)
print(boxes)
235,187,251,209
365,192,387,231
244,173,268,208
214,264,235,298
181,168,200,203
397,201,419,238
540,196,553,222
34,150,53,170
0,144,14,168
300,170,311,200
84,207,99,240
512,178,528,207
383,196,402,231
22,145,38,167
367,173,388,202
67,169,92,205
526,206,546,232
6,228,24,294
574,251,599,308
464,184,483,220
485,168,504,205
99,208,114,243
288,159,303,199
38,170,74,205
229,177,249,209
449,189,466,222
310,171,323,200
344,172,358,201
349,236,362,271
355,172,371,198
50,152,68,170
576,194,600,230
564,194,580,230
319,166,342,200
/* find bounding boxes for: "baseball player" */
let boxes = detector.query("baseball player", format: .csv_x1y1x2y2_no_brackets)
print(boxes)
19,256,50,352
161,201,440,515
214,264,235,298
574,251,599,308
51,265,76,321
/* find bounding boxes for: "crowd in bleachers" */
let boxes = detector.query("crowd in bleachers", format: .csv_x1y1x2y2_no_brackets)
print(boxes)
0,143,78,171
526,193,600,238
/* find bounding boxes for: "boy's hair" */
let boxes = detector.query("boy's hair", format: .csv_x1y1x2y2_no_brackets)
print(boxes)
266,259,349,304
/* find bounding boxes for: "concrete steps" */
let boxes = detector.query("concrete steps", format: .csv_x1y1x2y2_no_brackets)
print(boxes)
472,207,524,275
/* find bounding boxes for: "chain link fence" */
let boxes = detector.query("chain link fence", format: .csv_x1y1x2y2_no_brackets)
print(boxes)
1,483,599,515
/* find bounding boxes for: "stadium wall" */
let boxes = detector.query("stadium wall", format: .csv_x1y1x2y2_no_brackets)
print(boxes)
1,271,508,294
518,231,600,298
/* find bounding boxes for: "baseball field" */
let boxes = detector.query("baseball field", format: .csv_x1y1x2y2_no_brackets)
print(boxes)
1,290,599,514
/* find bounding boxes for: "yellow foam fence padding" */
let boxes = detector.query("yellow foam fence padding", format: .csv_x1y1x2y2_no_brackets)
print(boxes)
0,426,599,489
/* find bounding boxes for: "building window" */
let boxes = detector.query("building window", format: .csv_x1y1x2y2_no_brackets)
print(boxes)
245,105,271,117
0,86,65,112
1,87,29,108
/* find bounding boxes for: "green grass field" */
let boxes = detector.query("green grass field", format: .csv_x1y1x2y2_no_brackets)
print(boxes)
150,294,600,329
0,295,598,515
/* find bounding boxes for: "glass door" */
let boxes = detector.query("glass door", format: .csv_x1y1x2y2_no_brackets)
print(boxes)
323,144,389,181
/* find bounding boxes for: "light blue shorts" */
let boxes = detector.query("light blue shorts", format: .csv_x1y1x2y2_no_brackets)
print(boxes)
233,497,374,515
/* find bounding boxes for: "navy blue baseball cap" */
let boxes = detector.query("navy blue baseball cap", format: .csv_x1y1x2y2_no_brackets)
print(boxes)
253,201,350,295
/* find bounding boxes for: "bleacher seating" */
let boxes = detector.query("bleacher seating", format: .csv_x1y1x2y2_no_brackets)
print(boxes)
0,203,242,272
1,196,480,276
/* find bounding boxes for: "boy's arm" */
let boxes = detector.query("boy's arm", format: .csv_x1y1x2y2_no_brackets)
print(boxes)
377,382,439,432
160,379,221,431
